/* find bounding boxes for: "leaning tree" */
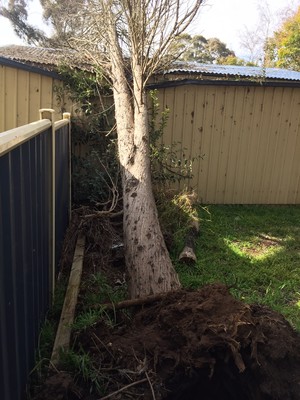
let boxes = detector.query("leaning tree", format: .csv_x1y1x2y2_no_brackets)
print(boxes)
2,0,204,298
78,0,204,299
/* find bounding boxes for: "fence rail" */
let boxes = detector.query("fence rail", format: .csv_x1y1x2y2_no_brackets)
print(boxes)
0,110,71,400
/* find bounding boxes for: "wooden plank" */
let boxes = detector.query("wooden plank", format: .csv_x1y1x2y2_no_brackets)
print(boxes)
0,119,52,156
0,66,5,132
51,235,85,366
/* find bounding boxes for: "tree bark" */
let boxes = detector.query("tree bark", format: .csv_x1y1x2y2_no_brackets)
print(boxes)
111,56,181,298
179,219,199,264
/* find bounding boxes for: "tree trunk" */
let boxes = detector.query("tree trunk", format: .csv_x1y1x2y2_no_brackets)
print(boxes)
112,60,181,298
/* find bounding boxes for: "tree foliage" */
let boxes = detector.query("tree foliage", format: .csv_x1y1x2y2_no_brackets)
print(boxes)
0,0,90,46
40,0,88,46
265,6,300,71
217,55,254,66
173,33,235,64
56,67,118,206
0,0,46,45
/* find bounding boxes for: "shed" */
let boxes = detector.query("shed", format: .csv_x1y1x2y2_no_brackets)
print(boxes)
2,47,300,204
0,45,91,132
151,63,300,204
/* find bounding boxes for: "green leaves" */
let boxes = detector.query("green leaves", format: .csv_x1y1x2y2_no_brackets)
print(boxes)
265,7,300,71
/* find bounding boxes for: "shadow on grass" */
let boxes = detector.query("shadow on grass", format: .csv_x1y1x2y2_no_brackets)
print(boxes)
173,204,300,330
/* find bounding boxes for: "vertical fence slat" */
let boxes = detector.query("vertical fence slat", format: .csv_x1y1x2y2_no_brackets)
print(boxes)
158,83,300,204
0,153,21,400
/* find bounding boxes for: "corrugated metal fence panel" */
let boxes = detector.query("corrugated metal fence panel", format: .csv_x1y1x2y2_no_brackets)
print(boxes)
0,127,52,400
55,123,70,269
0,117,71,400
157,84,300,204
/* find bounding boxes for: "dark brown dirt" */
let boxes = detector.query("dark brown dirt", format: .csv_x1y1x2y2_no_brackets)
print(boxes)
32,216,300,400
37,287,300,399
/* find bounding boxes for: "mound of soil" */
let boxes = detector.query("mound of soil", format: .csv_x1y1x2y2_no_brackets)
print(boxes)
54,284,299,400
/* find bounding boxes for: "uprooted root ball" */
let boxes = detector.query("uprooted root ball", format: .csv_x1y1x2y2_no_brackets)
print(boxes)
70,284,300,400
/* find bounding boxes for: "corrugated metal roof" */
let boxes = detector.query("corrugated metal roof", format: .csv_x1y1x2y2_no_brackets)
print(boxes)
2,47,300,82
165,62,300,81
0,45,93,71
0,55,60,78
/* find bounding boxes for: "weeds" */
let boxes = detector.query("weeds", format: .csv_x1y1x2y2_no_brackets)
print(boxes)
72,272,128,334
81,272,127,308
27,277,69,398
72,306,118,331
59,348,105,395
72,309,104,331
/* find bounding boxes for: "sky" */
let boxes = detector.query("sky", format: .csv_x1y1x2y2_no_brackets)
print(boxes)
0,0,299,59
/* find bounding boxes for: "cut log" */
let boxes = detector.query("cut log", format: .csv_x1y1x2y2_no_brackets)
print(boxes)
179,218,199,264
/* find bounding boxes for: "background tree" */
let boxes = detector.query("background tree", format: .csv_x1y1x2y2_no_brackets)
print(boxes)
173,33,235,64
206,37,235,63
0,0,90,47
173,34,207,62
265,6,300,70
217,55,252,66
0,0,46,45
239,1,274,65
238,0,299,67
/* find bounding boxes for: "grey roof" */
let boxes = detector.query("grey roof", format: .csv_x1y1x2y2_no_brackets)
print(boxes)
0,55,60,78
165,62,300,81
0,45,93,71
1,46,300,82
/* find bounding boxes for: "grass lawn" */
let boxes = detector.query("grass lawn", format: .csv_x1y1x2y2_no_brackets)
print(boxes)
172,205,300,331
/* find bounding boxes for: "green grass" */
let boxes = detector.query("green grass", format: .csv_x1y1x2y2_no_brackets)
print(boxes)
81,273,127,308
72,272,128,333
171,204,300,330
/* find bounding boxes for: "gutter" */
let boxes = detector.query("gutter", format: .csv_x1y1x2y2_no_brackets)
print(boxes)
147,78,300,90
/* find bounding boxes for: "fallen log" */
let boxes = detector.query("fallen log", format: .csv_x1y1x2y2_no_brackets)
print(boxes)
176,190,200,264
179,218,199,264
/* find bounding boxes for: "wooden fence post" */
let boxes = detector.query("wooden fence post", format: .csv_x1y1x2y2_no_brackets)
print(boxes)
63,112,72,221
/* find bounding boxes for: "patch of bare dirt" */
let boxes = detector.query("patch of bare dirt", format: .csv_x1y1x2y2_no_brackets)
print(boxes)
233,233,284,258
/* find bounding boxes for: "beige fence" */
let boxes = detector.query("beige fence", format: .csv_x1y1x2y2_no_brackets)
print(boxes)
156,83,300,204
0,63,73,132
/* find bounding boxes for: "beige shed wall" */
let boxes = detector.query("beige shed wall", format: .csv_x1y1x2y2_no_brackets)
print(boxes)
0,64,73,132
157,84,300,204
